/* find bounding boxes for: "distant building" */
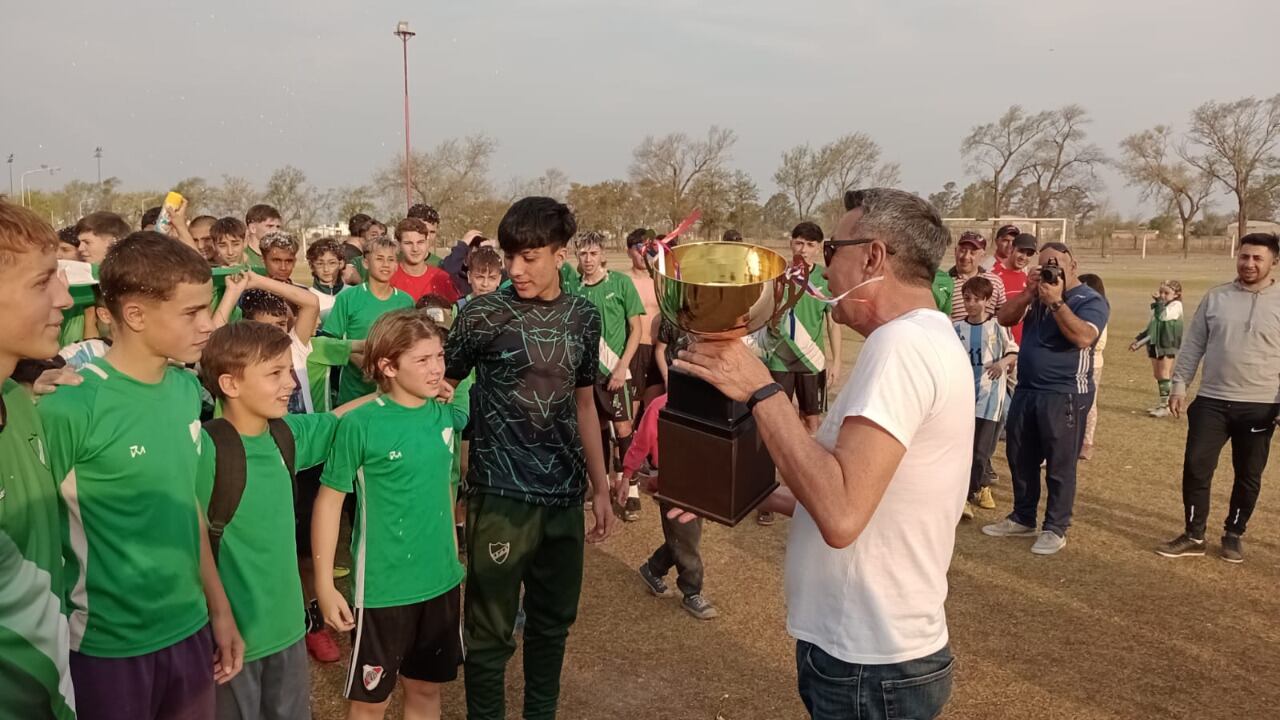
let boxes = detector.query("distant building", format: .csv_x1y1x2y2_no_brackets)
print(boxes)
1228,220,1280,242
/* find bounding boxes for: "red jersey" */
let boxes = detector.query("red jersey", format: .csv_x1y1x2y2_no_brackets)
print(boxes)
992,262,1029,343
391,264,460,303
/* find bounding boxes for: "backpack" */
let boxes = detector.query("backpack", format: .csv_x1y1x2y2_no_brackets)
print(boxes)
203,417,297,561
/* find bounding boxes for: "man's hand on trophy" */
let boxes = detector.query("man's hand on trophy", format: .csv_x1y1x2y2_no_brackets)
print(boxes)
674,338,774,403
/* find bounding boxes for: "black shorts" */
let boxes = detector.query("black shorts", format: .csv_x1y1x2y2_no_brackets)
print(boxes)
345,585,463,703
1147,345,1175,359
771,370,828,417
629,344,663,396
594,380,633,423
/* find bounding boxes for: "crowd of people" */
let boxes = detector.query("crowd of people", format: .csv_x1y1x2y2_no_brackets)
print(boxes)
3,185,1280,720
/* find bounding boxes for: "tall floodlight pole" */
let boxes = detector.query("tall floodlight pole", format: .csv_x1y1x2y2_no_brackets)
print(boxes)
94,146,103,185
394,20,416,212
6,154,13,198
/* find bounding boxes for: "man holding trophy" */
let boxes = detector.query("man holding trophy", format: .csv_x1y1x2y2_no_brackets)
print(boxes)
665,188,971,720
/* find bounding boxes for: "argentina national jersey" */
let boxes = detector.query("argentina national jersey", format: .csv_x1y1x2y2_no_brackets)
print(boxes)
955,318,1019,421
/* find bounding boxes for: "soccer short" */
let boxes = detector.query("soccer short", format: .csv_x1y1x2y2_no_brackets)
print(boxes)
345,585,463,703
593,380,633,423
1146,345,1175,359
295,464,324,556
771,370,827,417
628,344,662,396
70,626,214,720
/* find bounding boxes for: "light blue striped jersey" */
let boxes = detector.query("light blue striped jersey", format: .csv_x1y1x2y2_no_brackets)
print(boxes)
954,318,1018,421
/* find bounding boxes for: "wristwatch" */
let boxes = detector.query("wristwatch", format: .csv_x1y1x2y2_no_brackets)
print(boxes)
1048,300,1065,313
747,382,786,411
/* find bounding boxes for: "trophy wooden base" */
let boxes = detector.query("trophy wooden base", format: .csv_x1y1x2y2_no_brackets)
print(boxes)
654,371,779,526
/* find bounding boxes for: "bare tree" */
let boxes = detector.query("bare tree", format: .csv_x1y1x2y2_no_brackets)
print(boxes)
629,126,736,226
508,168,570,201
263,165,326,233
961,105,1053,216
1021,105,1107,217
208,175,258,218
822,132,900,198
1119,125,1215,257
1185,95,1280,242
928,182,962,216
772,144,826,220
374,135,498,224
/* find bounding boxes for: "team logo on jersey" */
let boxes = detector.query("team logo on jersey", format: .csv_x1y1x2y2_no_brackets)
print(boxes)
362,664,384,691
488,542,510,565
441,428,454,449
129,445,147,458
388,450,403,461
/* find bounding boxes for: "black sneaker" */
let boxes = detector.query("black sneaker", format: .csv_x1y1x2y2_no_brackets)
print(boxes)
638,564,674,598
1221,533,1244,564
1156,533,1206,558
682,593,719,620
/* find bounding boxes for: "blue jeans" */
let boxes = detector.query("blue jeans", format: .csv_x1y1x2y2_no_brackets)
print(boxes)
795,641,953,720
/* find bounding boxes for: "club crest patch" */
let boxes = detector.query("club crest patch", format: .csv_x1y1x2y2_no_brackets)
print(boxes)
489,542,510,565
362,664,384,691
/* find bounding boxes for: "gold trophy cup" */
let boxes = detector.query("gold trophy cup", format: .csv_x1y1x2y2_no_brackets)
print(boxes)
649,241,810,525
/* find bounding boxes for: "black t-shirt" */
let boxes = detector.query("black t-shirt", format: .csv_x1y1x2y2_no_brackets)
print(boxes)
445,285,602,506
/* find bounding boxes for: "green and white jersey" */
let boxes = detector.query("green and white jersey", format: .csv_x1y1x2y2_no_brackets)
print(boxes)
196,413,337,662
320,394,467,609
578,270,645,379
40,362,208,658
0,380,76,719
321,283,414,405
287,334,354,415
765,264,831,374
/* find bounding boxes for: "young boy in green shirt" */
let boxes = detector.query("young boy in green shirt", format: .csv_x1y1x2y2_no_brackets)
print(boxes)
446,197,614,720
195,321,368,720
40,231,243,720
314,309,469,720
575,230,645,520
322,236,414,405
0,203,77,720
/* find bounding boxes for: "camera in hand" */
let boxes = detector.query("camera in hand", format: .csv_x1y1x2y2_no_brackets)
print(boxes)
1038,259,1064,285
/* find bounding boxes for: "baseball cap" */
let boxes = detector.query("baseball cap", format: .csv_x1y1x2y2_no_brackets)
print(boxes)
996,224,1021,239
958,231,986,249
1013,233,1039,251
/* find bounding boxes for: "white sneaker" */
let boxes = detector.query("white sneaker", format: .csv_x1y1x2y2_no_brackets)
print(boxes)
1031,531,1067,555
1149,407,1171,418
981,518,1038,537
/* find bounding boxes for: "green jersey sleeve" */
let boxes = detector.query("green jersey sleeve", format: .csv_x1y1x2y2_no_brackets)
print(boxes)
284,412,340,470
319,412,364,494
37,387,91,488
449,374,474,430
195,429,216,510
308,337,354,367
321,292,351,339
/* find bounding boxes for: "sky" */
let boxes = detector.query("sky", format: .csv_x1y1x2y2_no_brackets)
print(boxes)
3,0,1278,218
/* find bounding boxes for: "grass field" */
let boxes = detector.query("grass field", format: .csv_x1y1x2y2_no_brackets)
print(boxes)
307,250,1280,719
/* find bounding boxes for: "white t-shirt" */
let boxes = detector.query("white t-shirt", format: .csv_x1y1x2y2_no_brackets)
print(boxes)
785,308,974,664
308,286,340,323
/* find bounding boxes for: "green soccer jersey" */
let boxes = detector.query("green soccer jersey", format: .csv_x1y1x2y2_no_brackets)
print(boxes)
578,270,645,378
291,335,354,415
321,283,414,405
40,362,208,658
196,412,337,662
765,264,831,374
427,252,443,268
320,394,468,608
560,262,581,295
0,380,76,720
244,246,268,275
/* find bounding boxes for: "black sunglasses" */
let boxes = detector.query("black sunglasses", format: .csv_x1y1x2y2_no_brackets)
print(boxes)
823,238,893,266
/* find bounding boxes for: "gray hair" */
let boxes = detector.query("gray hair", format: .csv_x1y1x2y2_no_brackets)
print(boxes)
846,188,951,286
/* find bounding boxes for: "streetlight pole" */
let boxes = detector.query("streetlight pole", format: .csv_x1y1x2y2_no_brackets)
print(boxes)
19,165,60,208
6,154,13,198
394,20,416,213
94,146,103,185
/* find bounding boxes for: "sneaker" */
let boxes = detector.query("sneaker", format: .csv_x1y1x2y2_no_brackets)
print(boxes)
1149,407,1172,418
624,489,642,522
1078,443,1094,461
1155,533,1206,558
638,564,675,598
305,629,341,663
1220,533,1244,564
961,501,975,520
981,518,1038,537
977,486,996,510
756,511,776,526
333,565,350,580
1030,530,1067,555
682,593,719,620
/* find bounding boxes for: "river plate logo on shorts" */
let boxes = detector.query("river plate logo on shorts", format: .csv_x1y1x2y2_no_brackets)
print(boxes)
489,542,510,565
362,664,384,691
